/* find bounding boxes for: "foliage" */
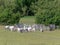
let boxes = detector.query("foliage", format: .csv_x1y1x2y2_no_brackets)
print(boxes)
15,0,38,16
35,0,60,26
0,8,20,25
0,0,21,25
0,0,60,25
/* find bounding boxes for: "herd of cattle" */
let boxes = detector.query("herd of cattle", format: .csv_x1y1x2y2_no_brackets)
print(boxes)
4,24,59,33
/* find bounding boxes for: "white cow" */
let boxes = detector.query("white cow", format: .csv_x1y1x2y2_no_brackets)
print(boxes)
28,26,32,32
17,28,21,32
32,28,35,32
23,25,30,32
23,25,26,31
31,24,36,32
40,27,43,32
5,25,10,30
17,27,23,33
9,26,14,31
5,25,9,29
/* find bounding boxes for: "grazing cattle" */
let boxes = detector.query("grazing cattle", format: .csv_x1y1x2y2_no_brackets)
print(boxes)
23,24,31,32
15,24,24,33
28,26,32,32
32,27,35,32
9,26,14,31
23,25,27,32
5,25,9,30
39,24,44,32
17,28,20,32
32,24,36,32
40,28,43,32
49,24,55,31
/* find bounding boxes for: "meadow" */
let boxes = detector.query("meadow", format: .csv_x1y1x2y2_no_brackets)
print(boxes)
0,26,60,45
0,16,60,45
20,16,35,25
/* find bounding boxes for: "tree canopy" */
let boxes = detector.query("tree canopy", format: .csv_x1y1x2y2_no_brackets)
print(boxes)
0,0,60,25
35,0,60,26
0,0,21,25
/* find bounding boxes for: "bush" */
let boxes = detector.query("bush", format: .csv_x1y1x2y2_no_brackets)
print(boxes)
0,8,21,25
35,0,60,26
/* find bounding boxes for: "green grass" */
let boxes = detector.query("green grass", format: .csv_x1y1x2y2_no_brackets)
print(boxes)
0,28,60,45
0,16,60,45
20,16,35,25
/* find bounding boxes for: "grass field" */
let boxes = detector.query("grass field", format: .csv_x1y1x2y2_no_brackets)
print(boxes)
20,16,35,25
0,28,60,45
0,16,60,45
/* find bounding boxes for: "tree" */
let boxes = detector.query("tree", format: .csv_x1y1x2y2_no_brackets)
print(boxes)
35,0,60,26
0,0,21,25
15,0,38,16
